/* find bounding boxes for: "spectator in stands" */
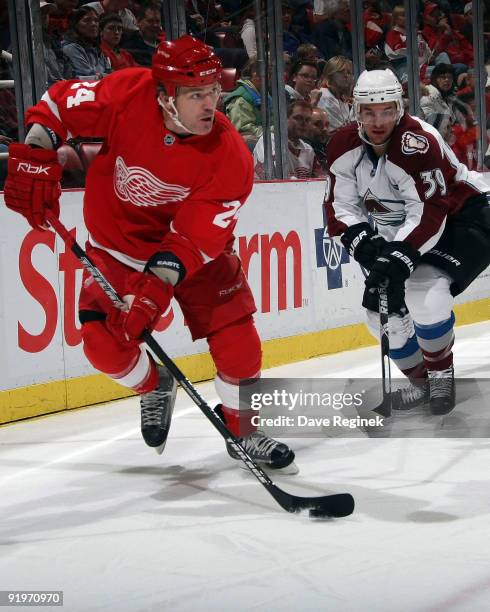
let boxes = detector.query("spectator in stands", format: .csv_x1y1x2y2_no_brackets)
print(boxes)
121,3,162,66
456,69,475,98
455,3,473,45
312,0,330,24
185,0,233,47
240,7,256,59
84,0,138,35
287,1,314,44
253,100,316,179
312,0,352,61
41,0,74,85
420,63,471,137
219,0,241,17
295,42,325,75
48,0,79,40
444,26,473,73
99,13,138,69
224,59,264,149
364,3,385,52
185,0,226,30
384,5,430,84
282,5,302,56
421,3,452,62
316,55,354,133
303,106,330,176
421,3,472,75
295,43,322,63
285,59,320,104
62,5,112,78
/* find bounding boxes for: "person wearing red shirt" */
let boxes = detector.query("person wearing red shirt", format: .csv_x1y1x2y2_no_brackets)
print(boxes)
3,35,296,472
421,3,472,74
99,14,138,70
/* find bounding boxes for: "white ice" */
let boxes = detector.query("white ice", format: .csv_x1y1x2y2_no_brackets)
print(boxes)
1,321,490,612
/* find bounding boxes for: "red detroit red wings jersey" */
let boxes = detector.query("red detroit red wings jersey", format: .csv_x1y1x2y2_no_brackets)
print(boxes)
325,114,489,254
26,68,254,277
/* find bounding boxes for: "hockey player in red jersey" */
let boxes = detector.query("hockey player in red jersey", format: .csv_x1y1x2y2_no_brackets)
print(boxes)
4,35,296,471
325,69,490,415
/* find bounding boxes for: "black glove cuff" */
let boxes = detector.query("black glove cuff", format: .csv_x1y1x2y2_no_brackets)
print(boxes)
381,241,420,277
341,222,375,256
144,251,187,285
340,222,375,257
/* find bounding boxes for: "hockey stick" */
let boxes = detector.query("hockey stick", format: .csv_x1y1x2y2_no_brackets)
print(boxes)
47,211,354,518
373,284,392,418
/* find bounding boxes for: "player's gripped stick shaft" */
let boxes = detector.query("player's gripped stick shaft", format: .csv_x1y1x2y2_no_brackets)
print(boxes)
374,285,392,418
46,211,354,519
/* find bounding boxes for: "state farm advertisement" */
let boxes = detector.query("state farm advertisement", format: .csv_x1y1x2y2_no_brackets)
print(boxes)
0,181,489,393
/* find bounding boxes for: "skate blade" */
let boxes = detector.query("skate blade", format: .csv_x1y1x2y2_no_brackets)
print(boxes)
267,460,299,475
154,441,167,455
236,459,299,476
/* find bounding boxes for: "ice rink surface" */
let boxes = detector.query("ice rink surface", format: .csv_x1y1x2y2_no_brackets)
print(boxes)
1,321,490,612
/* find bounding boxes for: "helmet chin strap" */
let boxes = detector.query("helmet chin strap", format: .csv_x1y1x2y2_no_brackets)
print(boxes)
158,95,195,135
357,122,392,148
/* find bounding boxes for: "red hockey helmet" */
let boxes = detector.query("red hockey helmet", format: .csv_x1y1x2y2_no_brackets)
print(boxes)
152,35,222,97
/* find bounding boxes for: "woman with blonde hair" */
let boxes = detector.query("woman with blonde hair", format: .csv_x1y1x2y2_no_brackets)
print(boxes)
316,55,354,132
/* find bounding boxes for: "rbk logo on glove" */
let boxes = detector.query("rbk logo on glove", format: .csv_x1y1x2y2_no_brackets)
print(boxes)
17,162,52,175
4,143,63,230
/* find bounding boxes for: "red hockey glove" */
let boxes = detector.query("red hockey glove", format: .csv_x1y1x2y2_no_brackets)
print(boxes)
4,143,62,230
109,272,173,342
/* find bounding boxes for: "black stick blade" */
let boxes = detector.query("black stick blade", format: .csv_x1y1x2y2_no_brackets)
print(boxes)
271,486,355,517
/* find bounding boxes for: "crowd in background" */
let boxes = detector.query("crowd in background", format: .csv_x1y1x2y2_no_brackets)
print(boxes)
0,0,490,188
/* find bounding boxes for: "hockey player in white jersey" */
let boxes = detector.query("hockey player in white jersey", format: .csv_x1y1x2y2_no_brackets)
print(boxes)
325,69,490,414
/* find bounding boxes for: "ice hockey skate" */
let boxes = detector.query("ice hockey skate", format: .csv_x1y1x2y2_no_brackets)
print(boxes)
140,364,177,454
392,380,428,411
226,430,298,474
428,367,455,415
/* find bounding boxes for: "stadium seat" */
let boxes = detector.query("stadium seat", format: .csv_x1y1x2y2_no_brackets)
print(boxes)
221,67,238,92
57,144,83,171
78,142,102,172
57,144,85,188
214,32,226,47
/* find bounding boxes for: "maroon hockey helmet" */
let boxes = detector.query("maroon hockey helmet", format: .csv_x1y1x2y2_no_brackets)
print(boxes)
152,35,222,97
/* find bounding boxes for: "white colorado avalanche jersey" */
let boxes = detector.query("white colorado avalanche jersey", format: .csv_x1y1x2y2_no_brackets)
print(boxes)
325,114,489,254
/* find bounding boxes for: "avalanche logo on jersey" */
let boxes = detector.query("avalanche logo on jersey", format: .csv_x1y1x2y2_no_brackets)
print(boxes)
363,189,405,227
114,156,190,207
314,226,349,290
401,131,429,155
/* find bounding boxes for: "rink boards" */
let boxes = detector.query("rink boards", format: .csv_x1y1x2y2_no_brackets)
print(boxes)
1,180,489,423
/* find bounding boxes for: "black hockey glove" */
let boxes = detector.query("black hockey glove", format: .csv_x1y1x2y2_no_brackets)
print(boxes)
340,222,387,270
363,241,419,314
